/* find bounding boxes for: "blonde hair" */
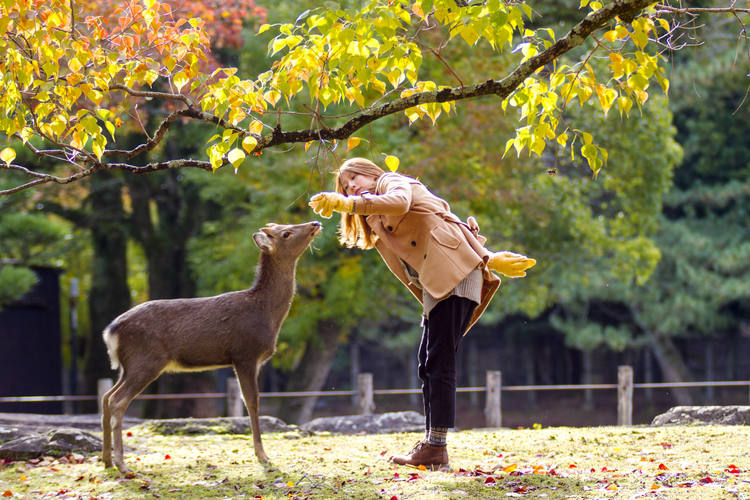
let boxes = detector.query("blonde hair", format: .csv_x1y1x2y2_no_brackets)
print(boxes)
335,158,385,249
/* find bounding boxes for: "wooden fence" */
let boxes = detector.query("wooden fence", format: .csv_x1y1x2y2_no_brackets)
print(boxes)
3,365,749,427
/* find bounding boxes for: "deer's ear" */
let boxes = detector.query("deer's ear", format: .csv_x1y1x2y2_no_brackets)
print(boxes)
253,232,275,253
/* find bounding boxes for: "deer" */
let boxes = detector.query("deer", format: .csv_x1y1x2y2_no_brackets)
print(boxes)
100,221,322,473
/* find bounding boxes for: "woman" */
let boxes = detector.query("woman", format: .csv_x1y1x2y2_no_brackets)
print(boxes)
309,157,535,470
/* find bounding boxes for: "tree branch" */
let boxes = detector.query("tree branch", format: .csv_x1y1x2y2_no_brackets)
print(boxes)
0,0,657,195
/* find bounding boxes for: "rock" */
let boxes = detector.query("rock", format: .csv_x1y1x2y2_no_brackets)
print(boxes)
0,413,142,432
651,406,750,426
0,426,30,444
0,428,102,460
146,416,301,435
46,428,102,454
301,411,425,434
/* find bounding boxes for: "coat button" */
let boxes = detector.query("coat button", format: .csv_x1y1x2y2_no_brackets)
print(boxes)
387,225,393,231
411,241,416,247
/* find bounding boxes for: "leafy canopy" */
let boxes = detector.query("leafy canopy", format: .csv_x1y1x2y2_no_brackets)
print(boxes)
1,0,687,193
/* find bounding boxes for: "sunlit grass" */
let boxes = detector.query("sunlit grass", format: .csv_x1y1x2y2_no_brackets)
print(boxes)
1,424,749,498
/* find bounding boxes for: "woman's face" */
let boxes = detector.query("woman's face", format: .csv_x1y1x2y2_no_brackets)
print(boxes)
340,171,377,196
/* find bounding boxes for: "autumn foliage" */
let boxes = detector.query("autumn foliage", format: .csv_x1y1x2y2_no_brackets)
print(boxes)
0,0,737,195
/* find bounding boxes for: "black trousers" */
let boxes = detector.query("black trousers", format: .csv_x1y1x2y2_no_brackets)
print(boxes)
418,295,477,430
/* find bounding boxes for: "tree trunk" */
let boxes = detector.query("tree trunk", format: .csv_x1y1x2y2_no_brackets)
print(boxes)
126,170,212,418
82,172,131,407
649,333,694,405
277,320,343,424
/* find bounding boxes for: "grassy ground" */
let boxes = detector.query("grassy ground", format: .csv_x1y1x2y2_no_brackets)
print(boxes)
1,424,749,499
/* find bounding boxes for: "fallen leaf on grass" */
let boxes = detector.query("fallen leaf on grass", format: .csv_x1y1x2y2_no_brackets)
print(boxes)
658,463,669,470
700,476,713,484
725,464,740,474
502,463,517,472
2,491,12,497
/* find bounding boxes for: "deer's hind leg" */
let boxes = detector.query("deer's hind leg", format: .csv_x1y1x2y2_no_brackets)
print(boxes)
234,361,268,463
105,366,163,473
102,374,128,468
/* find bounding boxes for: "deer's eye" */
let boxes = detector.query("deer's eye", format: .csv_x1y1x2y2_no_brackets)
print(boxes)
283,231,292,239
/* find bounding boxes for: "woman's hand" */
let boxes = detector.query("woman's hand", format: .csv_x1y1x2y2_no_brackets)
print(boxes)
309,192,354,218
487,251,536,277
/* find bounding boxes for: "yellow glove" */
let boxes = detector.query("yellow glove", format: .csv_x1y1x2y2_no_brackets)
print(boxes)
487,251,536,278
308,192,354,219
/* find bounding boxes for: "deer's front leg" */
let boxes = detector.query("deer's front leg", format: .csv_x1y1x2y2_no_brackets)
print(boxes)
235,364,268,463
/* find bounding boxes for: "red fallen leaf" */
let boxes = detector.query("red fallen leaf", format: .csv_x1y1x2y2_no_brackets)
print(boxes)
496,453,503,457
393,472,399,479
677,482,695,488
126,432,133,437
601,466,609,472
363,467,371,475
140,484,151,490
726,464,741,474
514,485,527,493
390,496,398,500
75,475,85,481
658,463,669,470
549,469,558,476
660,442,672,448
650,483,661,490
49,467,60,472
700,476,713,484
164,454,171,460
590,468,596,473
484,477,496,484
2,491,12,497
569,464,577,468
124,473,137,479
56,490,70,496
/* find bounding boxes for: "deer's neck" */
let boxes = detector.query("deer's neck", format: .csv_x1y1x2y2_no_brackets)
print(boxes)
250,252,297,312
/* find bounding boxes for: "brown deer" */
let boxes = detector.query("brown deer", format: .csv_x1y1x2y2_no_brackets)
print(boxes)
100,221,322,473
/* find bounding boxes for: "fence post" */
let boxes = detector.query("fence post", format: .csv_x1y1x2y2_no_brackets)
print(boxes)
357,372,375,415
484,370,502,428
97,378,113,415
226,378,245,417
617,365,633,426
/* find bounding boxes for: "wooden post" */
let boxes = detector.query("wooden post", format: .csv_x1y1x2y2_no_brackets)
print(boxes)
484,370,502,428
357,373,375,415
97,378,113,415
617,365,633,426
226,377,245,417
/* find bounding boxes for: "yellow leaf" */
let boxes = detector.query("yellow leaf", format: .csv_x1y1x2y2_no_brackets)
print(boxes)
68,57,83,73
248,120,264,135
227,148,245,169
259,24,270,34
384,155,399,171
305,141,313,152
241,136,258,153
173,72,188,92
347,137,361,151
0,147,16,166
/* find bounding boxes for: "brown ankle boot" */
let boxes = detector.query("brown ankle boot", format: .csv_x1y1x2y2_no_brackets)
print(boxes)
389,440,449,470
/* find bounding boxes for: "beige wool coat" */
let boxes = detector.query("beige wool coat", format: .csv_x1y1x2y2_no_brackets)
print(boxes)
354,172,501,335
